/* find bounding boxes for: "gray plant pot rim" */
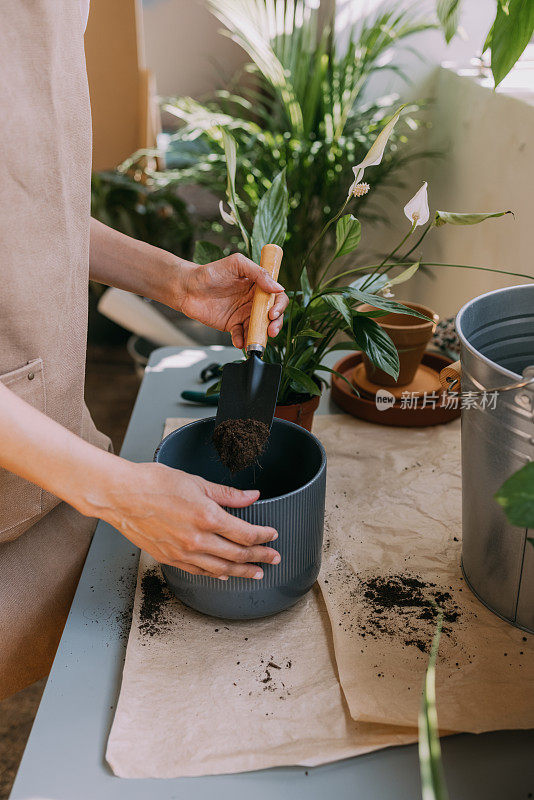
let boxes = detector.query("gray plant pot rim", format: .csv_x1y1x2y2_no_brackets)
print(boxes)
154,416,327,504
456,283,534,382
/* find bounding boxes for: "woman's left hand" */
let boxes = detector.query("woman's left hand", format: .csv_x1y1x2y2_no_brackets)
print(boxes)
175,254,289,348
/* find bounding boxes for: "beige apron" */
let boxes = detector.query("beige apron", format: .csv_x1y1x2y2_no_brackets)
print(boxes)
0,0,110,698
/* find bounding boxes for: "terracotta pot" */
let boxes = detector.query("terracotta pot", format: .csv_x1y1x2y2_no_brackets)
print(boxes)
275,394,321,431
357,301,439,387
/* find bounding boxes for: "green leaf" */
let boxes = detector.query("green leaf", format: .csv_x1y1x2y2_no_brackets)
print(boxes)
483,21,494,53
495,461,534,528
325,341,362,354
355,308,391,318
193,240,224,265
221,127,237,198
293,344,316,370
206,379,222,397
352,316,400,380
491,0,534,87
335,215,362,258
436,0,461,44
251,169,289,264
434,210,514,227
322,293,353,326
388,260,421,287
295,328,324,339
343,288,432,322
221,128,250,250
300,267,312,305
284,366,322,397
418,613,449,800
315,364,358,395
350,273,390,293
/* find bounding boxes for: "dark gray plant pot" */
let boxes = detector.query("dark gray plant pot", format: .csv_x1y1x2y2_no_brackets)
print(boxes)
154,417,327,619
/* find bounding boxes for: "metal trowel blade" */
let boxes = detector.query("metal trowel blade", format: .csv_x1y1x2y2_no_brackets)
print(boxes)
215,353,281,428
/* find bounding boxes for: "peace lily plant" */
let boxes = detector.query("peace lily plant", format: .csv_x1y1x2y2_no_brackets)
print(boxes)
197,108,524,407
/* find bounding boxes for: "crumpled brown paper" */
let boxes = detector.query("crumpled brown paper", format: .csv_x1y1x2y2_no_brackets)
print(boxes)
107,413,534,779
106,549,415,778
315,415,534,733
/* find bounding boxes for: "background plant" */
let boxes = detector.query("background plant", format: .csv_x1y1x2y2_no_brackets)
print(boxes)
201,115,521,406
436,0,534,87
91,162,194,260
158,0,437,288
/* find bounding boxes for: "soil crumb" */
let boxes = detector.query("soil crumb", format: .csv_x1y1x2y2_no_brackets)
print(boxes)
213,418,269,472
357,573,461,652
139,568,172,638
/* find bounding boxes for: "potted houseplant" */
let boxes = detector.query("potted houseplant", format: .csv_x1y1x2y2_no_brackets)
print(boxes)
200,109,520,430
161,0,435,288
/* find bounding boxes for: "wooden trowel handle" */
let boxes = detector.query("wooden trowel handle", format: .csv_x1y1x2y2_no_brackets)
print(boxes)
439,360,462,392
246,244,284,353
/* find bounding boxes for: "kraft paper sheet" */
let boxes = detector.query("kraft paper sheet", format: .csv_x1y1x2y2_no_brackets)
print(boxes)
106,417,416,778
106,558,415,778
314,415,534,733
107,414,534,779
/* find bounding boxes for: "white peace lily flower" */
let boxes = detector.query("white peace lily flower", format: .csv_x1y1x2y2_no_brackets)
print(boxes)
348,105,405,196
404,181,429,227
219,200,237,226
379,283,394,298
350,181,370,198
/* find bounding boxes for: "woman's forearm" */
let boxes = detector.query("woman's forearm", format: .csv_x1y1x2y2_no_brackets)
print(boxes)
0,382,280,579
0,381,123,519
89,217,191,309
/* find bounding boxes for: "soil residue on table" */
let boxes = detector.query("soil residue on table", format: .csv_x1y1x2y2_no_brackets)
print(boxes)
357,573,461,652
138,567,173,638
213,418,269,472
322,543,463,655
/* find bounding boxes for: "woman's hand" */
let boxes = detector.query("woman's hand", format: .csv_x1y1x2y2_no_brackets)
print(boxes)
176,254,289,348
99,460,281,580
89,221,288,349
0,381,280,581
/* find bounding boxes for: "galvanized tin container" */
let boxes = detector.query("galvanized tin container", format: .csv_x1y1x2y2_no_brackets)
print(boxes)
154,417,327,620
456,284,534,632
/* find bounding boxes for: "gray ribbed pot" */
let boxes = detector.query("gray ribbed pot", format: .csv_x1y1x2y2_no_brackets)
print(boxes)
154,417,327,619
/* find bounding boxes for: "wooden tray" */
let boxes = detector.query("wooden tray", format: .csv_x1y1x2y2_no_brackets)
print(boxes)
331,352,461,427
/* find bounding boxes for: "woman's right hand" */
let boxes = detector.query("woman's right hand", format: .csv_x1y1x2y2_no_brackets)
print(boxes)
96,460,281,580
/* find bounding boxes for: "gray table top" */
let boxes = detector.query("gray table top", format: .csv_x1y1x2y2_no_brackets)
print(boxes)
10,346,534,800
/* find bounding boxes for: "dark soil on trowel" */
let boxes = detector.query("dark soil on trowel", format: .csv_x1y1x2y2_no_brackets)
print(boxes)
213,418,269,472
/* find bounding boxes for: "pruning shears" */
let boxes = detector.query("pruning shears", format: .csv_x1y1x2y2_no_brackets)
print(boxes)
180,362,222,406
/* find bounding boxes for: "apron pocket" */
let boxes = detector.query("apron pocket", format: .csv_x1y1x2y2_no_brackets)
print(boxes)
0,359,45,542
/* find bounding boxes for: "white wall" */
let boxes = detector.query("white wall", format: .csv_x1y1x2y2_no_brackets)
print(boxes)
353,0,495,100
406,67,534,318
336,0,534,319
140,0,534,319
141,0,496,99
141,0,246,98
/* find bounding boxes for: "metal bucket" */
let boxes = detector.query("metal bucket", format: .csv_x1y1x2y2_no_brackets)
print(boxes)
456,284,534,632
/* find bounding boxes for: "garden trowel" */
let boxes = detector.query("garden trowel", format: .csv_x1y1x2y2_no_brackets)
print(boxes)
215,244,283,429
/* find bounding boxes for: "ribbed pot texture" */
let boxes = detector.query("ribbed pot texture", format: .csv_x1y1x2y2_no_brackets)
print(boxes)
154,417,327,619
